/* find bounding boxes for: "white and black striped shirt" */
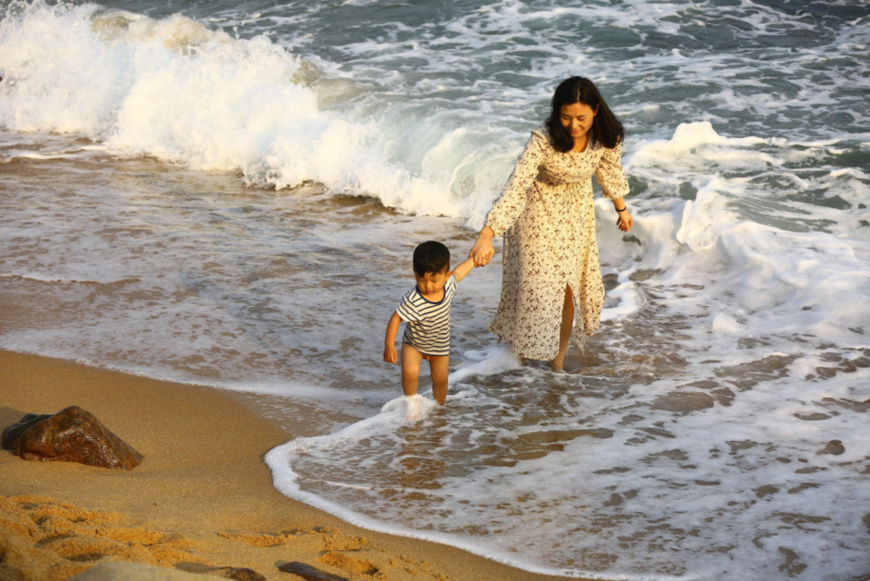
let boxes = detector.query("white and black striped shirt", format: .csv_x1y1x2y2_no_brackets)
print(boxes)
397,275,457,357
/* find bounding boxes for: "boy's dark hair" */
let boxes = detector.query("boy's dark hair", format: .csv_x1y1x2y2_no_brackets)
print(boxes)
413,241,450,276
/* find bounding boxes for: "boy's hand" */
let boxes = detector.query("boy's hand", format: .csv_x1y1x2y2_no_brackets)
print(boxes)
384,312,402,364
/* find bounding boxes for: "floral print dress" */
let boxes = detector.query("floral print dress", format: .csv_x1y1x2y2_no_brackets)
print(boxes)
484,127,630,360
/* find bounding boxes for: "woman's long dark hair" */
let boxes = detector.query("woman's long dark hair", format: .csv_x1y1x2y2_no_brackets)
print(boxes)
545,77,624,152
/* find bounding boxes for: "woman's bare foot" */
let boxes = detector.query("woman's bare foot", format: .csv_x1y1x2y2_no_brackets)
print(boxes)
550,360,567,373
550,350,568,372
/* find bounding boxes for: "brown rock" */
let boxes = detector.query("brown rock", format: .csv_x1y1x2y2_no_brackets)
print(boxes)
176,563,266,581
2,413,51,450
5,406,142,469
217,567,267,581
277,562,348,581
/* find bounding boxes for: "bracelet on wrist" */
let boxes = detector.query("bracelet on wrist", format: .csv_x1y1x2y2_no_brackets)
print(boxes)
615,206,627,212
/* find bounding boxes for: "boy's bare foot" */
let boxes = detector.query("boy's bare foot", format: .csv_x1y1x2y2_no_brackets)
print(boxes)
405,398,421,420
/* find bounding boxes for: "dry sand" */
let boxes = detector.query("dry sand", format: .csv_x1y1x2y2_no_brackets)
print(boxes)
0,350,586,581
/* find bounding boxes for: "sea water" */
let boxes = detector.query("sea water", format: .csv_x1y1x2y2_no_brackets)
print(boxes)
1,0,868,579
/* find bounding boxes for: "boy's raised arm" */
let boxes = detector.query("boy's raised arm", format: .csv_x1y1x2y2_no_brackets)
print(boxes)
450,257,475,283
383,311,402,364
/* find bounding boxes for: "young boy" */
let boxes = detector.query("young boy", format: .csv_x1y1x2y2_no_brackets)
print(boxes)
384,241,475,406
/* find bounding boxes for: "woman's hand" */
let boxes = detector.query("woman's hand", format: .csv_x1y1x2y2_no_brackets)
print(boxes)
470,226,495,267
616,209,633,232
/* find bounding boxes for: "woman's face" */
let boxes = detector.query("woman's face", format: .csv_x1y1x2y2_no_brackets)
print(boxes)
559,102,597,141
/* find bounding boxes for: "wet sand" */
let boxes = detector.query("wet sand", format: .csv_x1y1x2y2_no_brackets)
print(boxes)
0,349,586,581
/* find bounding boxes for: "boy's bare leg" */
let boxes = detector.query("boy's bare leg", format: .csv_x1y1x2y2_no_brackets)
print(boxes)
551,285,574,373
401,342,424,397
429,355,450,405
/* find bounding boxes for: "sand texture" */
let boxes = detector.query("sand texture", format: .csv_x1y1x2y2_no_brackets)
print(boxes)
0,350,582,581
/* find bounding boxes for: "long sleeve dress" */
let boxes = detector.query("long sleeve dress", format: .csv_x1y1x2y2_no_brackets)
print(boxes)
484,127,630,360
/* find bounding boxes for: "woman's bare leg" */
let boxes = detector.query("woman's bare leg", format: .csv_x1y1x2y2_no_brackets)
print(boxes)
551,285,574,372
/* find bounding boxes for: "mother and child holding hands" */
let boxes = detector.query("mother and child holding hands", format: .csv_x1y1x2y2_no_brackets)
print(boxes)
384,76,634,406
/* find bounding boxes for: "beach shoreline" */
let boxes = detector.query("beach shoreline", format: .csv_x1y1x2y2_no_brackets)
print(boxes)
0,349,587,581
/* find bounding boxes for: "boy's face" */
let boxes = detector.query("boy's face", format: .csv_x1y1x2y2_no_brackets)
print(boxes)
414,268,449,297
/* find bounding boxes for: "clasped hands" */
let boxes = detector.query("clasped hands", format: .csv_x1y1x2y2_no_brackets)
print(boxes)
469,226,495,267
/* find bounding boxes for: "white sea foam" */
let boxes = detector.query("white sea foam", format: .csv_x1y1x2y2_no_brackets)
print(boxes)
267,355,870,579
2,1,869,579
0,1,472,219
259,87,870,581
447,344,524,384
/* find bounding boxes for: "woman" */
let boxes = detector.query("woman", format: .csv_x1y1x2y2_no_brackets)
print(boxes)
470,76,634,372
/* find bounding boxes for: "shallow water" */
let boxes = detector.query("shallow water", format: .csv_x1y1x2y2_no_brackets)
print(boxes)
2,0,869,579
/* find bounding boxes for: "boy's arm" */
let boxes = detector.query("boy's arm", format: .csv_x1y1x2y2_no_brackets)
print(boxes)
384,311,402,364
450,257,475,283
